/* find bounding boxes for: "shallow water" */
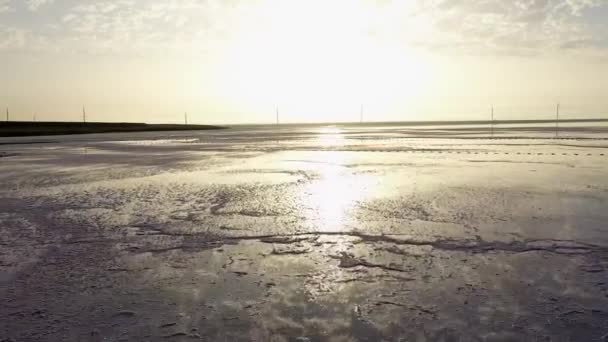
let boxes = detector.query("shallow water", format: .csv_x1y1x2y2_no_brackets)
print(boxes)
1,123,607,341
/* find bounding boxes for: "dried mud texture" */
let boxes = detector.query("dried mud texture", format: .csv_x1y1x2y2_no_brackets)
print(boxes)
1,124,608,341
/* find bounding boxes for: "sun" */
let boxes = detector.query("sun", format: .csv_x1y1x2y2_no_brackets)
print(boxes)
215,0,433,123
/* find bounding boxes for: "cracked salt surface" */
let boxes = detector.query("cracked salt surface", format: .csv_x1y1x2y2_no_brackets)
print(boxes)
1,123,608,341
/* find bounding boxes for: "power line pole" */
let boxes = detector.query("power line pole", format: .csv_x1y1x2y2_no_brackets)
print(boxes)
555,103,560,138
82,106,87,124
276,106,279,125
184,112,188,125
360,104,364,123
491,105,494,138
5,108,8,122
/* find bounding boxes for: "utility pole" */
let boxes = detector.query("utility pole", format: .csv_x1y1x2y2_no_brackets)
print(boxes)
360,104,364,123
5,108,8,122
184,112,188,125
491,105,494,138
555,103,560,138
276,106,279,125
82,106,87,124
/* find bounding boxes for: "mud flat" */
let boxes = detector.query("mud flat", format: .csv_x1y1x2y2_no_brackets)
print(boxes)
1,123,607,341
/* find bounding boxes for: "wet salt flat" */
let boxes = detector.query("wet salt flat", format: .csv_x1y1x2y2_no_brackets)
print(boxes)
1,123,608,341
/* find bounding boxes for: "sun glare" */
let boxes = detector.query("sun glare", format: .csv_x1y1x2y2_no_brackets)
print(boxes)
217,0,433,122
316,126,346,146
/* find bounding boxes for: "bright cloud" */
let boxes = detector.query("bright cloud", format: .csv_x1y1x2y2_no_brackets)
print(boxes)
0,0,607,123
0,0,604,57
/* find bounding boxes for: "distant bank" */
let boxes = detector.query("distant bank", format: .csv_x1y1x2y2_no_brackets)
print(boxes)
0,121,226,137
230,118,608,128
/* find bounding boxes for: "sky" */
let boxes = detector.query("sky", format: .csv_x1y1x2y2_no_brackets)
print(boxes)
1,0,608,124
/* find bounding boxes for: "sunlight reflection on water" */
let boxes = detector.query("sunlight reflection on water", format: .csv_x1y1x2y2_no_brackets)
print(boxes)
299,128,371,232
315,126,346,147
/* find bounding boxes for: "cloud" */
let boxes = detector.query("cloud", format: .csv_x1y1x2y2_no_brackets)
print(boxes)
26,0,54,11
565,0,604,15
561,38,608,50
52,0,248,55
0,25,27,49
0,0,13,13
401,0,608,55
0,0,606,57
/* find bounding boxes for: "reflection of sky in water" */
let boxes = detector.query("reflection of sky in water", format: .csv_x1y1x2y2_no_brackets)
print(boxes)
315,126,346,147
300,128,371,232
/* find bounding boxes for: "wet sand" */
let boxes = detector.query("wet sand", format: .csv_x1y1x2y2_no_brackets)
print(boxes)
1,123,607,341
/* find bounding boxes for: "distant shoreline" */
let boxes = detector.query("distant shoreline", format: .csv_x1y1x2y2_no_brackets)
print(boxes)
0,121,227,137
1,118,607,137
229,118,608,127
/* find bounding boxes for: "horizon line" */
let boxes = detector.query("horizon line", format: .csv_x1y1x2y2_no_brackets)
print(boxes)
2,117,608,127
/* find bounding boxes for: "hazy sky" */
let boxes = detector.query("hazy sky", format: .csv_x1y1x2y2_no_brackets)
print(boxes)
1,0,608,124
